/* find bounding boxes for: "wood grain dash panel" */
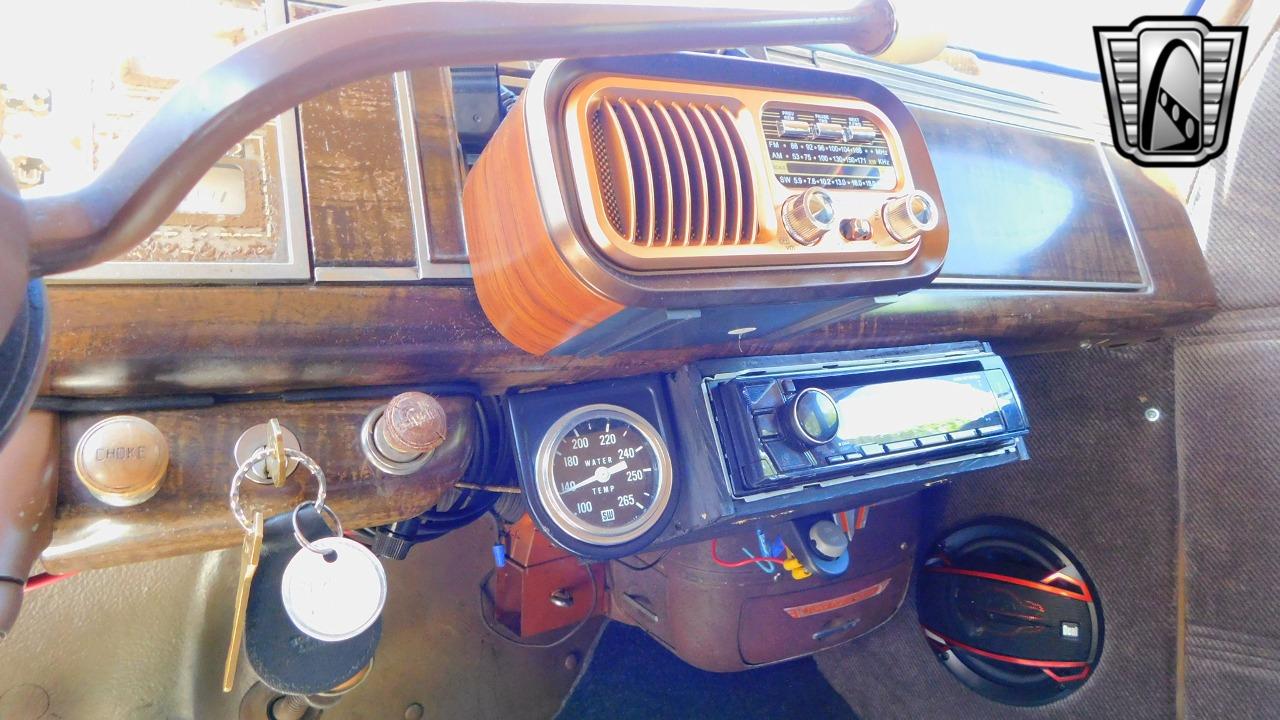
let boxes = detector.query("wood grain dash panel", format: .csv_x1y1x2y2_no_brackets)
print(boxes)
292,1,416,268
464,99,624,355
918,109,1145,286
44,395,475,573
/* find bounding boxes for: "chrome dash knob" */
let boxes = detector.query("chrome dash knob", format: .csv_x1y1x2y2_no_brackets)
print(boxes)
781,187,836,246
881,190,940,244
74,416,169,506
378,392,447,458
363,392,447,475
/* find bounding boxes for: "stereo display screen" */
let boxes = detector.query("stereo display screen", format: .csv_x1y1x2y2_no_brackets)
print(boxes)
831,372,1005,447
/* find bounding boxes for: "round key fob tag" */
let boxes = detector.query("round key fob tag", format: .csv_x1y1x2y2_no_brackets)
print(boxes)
281,536,388,642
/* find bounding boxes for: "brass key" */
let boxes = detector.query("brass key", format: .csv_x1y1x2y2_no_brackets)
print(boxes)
268,418,287,488
223,510,264,692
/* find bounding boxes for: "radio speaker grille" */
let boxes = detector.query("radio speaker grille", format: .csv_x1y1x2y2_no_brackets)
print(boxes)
587,96,758,247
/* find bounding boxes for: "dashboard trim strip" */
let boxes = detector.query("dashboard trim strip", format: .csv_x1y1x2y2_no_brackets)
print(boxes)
398,70,435,278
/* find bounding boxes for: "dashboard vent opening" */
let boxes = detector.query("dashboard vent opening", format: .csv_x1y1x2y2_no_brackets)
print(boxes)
588,95,758,248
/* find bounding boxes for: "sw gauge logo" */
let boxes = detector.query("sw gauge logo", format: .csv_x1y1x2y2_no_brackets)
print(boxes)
1095,16,1246,166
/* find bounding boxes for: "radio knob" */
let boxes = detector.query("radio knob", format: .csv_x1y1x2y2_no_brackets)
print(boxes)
783,388,840,447
881,190,940,243
781,187,836,246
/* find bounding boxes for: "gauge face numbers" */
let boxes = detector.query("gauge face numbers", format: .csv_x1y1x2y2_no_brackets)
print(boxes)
553,419,656,528
535,405,673,547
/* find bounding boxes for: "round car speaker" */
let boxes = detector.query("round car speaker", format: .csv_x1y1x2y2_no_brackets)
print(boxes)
916,520,1102,706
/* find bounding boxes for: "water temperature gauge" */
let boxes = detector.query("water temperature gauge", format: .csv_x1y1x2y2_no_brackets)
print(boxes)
533,404,674,550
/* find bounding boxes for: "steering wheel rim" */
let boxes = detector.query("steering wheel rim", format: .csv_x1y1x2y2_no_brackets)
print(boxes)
0,280,48,452
0,158,29,358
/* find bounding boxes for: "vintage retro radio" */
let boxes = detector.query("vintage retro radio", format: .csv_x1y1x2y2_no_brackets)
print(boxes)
463,52,948,356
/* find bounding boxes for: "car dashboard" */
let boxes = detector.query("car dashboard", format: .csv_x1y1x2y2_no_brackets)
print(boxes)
0,1,1221,716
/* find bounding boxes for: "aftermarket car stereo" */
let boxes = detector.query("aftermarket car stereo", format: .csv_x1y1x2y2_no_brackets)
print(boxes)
703,343,1029,498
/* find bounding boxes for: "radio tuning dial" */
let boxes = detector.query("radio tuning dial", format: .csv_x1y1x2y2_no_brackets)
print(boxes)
781,187,836,246
881,190,940,244
783,388,841,447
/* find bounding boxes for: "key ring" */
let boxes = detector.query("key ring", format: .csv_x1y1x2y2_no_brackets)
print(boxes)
229,446,328,533
291,499,345,555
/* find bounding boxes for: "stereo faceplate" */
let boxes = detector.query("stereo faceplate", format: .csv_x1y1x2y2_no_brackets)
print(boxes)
702,343,1029,499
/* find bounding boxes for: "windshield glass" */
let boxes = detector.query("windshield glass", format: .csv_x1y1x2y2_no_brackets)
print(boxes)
947,0,1199,74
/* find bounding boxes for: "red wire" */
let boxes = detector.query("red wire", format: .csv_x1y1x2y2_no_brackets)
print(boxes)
709,538,788,568
23,572,76,593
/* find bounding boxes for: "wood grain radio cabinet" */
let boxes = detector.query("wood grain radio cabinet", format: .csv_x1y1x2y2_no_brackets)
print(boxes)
463,53,950,356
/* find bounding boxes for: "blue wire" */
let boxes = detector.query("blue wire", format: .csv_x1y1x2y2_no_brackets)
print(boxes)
747,529,780,574
740,547,771,573
731,530,785,574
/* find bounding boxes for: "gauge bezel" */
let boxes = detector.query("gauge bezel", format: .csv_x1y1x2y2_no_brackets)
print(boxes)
534,403,674,547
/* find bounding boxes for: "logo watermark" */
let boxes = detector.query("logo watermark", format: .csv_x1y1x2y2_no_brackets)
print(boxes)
1095,16,1246,167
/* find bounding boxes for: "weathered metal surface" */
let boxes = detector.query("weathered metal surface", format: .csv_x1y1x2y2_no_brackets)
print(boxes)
1,519,599,718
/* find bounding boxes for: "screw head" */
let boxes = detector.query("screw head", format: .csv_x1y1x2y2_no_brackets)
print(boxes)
1144,407,1162,422
404,702,425,720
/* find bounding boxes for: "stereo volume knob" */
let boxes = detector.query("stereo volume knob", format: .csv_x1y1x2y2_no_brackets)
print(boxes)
781,187,836,246
881,190,940,243
783,388,841,447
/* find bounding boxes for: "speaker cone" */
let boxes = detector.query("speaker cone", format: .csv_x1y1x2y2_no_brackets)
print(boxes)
916,520,1102,706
